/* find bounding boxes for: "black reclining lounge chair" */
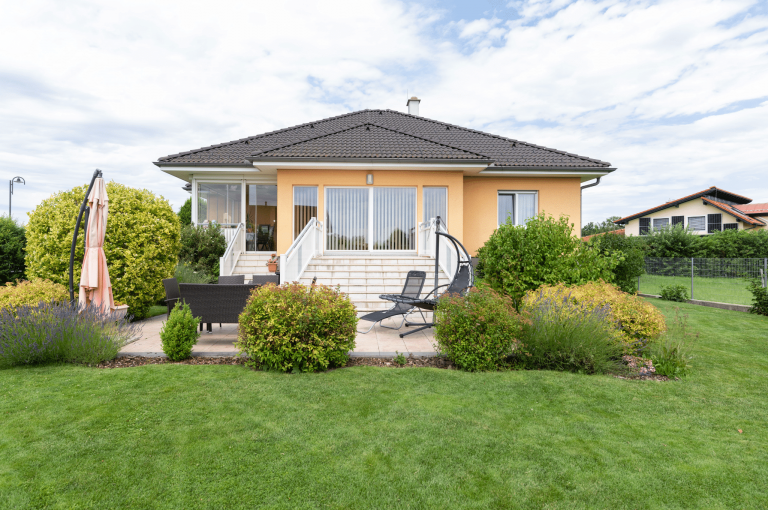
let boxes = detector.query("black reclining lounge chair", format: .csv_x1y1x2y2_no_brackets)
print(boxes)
378,222,473,338
357,270,427,334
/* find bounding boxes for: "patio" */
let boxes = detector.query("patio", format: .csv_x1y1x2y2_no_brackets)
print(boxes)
120,313,437,357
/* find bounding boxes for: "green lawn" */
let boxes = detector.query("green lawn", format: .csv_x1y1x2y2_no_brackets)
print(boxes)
640,274,754,305
147,305,168,318
2,301,767,509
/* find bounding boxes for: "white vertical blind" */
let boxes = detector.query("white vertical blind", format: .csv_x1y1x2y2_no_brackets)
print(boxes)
293,186,318,239
423,187,447,224
518,193,536,225
326,188,369,250
498,194,515,225
373,187,416,250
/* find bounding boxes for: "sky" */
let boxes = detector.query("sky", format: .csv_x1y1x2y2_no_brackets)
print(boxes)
1,0,767,227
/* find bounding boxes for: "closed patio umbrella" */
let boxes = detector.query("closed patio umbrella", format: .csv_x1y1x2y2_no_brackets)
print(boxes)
78,177,115,311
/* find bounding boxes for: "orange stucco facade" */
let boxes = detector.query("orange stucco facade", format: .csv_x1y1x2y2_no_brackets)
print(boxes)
275,169,582,255
462,176,581,254
276,169,465,254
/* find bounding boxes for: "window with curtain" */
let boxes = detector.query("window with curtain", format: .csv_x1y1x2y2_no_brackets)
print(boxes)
688,216,705,231
325,188,369,251
653,218,669,231
373,187,416,250
293,186,318,239
196,182,242,225
498,191,537,226
423,187,447,226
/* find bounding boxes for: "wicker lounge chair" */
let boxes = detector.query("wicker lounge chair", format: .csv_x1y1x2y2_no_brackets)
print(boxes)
251,275,280,285
379,228,473,338
357,270,427,334
179,283,259,333
162,278,180,318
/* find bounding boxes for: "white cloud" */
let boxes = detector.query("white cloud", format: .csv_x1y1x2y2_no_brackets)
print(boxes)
0,0,766,228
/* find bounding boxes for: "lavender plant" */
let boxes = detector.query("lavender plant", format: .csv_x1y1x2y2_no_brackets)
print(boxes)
0,302,138,367
519,290,625,374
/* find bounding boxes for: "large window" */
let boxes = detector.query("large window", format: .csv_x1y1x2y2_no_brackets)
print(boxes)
196,183,242,225
498,191,537,226
293,186,318,239
423,187,447,225
325,187,416,251
708,213,722,233
639,217,650,235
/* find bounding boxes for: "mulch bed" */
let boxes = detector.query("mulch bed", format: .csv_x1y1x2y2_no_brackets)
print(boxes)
98,355,666,379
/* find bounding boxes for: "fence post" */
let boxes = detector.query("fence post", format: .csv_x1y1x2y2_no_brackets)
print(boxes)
764,258,767,288
691,258,694,300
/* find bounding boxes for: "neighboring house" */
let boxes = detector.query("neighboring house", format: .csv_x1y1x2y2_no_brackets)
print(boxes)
615,187,768,236
582,228,625,242
155,98,615,310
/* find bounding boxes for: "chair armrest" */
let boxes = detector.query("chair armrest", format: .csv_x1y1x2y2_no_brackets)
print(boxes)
164,297,180,304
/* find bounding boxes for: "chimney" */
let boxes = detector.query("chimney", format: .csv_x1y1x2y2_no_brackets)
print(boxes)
406,96,420,116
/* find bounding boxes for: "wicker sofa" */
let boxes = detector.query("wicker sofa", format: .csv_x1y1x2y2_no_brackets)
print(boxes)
179,283,259,331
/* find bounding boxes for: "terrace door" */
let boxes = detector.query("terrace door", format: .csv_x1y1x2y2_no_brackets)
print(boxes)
325,187,416,252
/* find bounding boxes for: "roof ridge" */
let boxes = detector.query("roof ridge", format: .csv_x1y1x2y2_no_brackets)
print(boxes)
249,121,492,160
379,109,612,167
157,110,371,162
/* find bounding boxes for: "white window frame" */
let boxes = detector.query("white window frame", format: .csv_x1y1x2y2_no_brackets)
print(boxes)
291,185,319,242
192,178,246,227
324,186,418,253
497,191,538,227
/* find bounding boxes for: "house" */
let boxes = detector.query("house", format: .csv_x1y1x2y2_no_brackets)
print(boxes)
614,187,768,236
155,98,615,310
582,228,625,242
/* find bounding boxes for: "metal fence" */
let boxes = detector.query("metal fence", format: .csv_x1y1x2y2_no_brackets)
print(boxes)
639,257,768,306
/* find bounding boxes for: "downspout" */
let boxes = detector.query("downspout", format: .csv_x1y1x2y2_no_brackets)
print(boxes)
579,177,601,237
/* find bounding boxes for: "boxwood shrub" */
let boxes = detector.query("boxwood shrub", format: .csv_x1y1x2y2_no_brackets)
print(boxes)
236,283,357,372
0,279,69,313
25,182,180,319
434,286,527,371
160,302,200,361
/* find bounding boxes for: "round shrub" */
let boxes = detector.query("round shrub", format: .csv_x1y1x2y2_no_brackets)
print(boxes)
659,284,689,302
160,302,200,361
25,181,181,320
236,283,357,372
524,280,666,352
0,215,26,284
478,213,619,309
0,279,69,313
434,286,527,371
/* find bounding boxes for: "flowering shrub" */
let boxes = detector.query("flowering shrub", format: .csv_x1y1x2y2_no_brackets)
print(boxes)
524,280,666,351
0,302,137,367
0,279,69,313
160,302,200,361
434,286,527,371
519,289,625,374
236,283,357,372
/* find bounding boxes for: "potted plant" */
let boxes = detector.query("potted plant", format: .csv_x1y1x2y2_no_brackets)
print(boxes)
266,253,278,273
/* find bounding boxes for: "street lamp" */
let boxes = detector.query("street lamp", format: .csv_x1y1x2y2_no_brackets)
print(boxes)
9,176,25,217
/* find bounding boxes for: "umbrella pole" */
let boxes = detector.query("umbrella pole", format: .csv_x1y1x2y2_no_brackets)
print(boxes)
69,169,103,304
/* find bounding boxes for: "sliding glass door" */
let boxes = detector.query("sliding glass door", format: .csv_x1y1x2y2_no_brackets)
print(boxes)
325,187,416,252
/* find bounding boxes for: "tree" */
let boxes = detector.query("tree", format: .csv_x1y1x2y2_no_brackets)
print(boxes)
178,198,192,226
0,215,26,283
582,216,622,237
588,232,645,293
26,182,180,319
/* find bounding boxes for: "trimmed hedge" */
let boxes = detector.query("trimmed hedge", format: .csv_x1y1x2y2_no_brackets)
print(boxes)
25,182,180,320
0,279,69,313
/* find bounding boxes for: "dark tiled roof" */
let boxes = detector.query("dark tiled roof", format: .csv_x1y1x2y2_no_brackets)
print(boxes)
156,109,610,167
251,123,489,161
615,187,755,225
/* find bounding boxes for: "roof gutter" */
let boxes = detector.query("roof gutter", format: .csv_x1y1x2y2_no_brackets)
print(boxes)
579,177,601,238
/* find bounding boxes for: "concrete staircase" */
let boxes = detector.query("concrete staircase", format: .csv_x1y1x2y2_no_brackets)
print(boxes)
298,256,451,312
232,253,275,283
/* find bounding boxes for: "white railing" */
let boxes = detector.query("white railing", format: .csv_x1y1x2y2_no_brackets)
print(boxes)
219,223,245,276
280,218,323,284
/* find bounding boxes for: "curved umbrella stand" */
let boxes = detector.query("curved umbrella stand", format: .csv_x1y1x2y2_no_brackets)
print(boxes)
68,169,103,304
